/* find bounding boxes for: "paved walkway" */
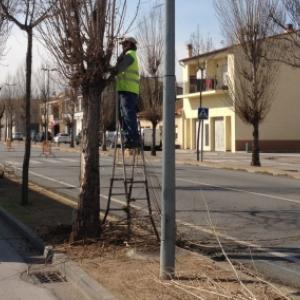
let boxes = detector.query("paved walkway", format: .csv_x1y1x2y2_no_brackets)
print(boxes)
0,218,61,300
31,141,300,180
172,150,300,179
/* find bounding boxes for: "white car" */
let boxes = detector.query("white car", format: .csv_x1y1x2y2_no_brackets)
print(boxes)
53,133,71,143
12,132,24,141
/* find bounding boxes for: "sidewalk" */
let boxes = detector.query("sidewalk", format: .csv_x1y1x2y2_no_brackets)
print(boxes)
153,150,300,180
32,141,300,180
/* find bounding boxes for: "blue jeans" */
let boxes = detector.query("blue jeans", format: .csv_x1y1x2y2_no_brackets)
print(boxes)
119,92,139,144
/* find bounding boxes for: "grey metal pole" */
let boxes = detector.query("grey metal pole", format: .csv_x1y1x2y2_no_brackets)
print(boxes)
46,68,50,142
200,68,204,162
160,0,176,280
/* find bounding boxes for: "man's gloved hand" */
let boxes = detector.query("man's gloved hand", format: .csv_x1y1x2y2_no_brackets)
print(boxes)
107,66,118,77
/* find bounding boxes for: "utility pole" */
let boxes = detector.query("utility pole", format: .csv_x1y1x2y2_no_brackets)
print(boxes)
160,0,176,280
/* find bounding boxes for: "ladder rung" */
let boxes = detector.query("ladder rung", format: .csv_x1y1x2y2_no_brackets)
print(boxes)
130,197,148,201
111,178,126,182
110,192,128,196
123,164,145,167
129,180,147,184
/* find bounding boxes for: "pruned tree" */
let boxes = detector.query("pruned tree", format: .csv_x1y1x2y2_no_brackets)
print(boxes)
61,87,77,148
11,69,26,136
35,68,48,138
39,0,140,240
0,101,4,140
189,28,215,56
136,5,163,156
269,0,300,67
0,3,9,60
215,0,280,166
1,80,16,141
0,0,55,205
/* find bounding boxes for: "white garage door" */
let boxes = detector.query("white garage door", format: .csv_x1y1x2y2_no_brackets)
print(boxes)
214,117,224,151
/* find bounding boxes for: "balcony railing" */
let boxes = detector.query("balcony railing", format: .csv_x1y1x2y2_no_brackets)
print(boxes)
189,78,217,93
184,75,228,94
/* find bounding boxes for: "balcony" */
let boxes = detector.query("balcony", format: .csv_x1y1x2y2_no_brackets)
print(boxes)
184,74,228,95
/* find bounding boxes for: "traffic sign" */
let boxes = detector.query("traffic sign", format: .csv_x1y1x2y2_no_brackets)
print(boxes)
198,107,209,120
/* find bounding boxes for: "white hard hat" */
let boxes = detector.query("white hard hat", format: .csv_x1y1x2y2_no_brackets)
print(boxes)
120,37,138,45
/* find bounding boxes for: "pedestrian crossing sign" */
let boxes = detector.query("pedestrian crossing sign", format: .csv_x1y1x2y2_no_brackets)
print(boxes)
198,107,209,120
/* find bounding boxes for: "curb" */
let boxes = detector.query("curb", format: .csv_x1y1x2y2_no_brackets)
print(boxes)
0,207,44,252
177,159,300,180
0,203,118,300
54,253,118,300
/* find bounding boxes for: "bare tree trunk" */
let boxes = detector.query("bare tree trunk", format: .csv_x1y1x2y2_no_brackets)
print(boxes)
151,121,157,156
251,122,261,167
101,130,107,151
70,115,75,148
72,84,101,240
4,115,7,141
22,28,32,206
9,113,12,140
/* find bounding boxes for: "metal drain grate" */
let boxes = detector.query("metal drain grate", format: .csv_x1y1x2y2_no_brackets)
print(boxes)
33,271,67,284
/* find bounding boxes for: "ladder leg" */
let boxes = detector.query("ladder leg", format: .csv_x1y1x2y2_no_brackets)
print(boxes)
102,124,120,224
120,127,132,239
104,118,160,242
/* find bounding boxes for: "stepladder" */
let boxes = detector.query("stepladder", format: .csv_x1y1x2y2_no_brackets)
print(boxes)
102,121,160,241
40,140,55,158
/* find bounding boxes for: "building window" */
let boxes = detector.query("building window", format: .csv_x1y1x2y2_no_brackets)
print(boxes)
205,123,209,146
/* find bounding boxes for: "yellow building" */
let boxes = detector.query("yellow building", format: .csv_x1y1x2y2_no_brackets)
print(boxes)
178,44,300,152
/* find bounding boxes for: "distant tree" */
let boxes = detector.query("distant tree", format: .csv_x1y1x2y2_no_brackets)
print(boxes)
61,87,77,148
0,3,9,60
1,81,16,141
39,0,141,240
35,69,48,138
0,101,4,140
215,0,280,166
269,0,300,67
0,0,55,205
189,27,215,56
136,5,163,156
12,70,26,135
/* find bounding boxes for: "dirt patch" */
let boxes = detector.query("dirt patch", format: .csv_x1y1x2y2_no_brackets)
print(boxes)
51,225,291,300
0,176,296,300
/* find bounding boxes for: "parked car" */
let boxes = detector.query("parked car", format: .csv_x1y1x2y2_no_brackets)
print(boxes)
141,128,162,150
54,133,71,144
12,132,24,141
75,131,107,147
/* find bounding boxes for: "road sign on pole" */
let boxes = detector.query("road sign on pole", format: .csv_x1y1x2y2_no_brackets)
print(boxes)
198,107,209,120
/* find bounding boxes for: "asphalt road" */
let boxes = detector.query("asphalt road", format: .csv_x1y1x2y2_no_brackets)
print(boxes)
1,142,300,289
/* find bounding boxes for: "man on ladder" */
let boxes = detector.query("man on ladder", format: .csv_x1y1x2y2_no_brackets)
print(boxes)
112,36,140,148
104,39,160,240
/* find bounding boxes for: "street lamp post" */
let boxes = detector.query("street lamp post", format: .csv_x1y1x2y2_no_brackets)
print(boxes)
197,66,205,162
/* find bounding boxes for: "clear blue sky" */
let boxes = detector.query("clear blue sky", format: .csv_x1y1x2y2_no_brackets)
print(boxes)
0,0,222,84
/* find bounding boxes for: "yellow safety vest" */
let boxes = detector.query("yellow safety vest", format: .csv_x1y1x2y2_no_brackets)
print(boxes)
116,50,140,95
